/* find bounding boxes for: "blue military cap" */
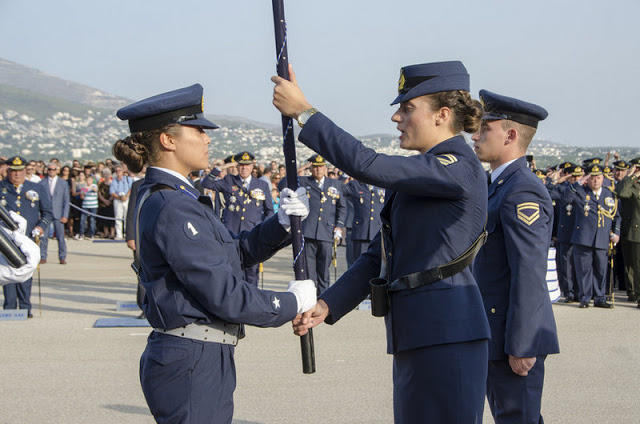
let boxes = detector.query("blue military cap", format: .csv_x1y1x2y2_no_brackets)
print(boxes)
570,165,585,176
223,155,236,164
613,160,630,170
587,164,604,176
391,61,470,105
558,161,574,171
629,157,640,166
6,156,27,170
117,84,219,132
581,157,603,167
479,90,548,128
234,151,255,165
308,154,326,166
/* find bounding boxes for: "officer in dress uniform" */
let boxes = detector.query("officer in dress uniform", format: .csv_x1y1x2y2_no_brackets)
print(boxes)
549,164,584,302
201,151,273,286
0,211,40,286
298,155,346,295
343,178,385,266
114,84,315,423
615,160,640,306
0,156,53,318
472,90,559,424
568,164,621,308
274,61,491,423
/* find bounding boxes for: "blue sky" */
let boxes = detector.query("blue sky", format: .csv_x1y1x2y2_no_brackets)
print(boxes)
1,0,638,147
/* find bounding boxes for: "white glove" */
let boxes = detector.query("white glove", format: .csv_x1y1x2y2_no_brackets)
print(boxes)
278,187,310,230
9,211,27,235
0,228,40,285
31,227,43,238
287,279,317,314
333,227,343,241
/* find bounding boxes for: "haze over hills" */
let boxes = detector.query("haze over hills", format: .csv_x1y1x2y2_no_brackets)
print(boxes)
0,58,638,167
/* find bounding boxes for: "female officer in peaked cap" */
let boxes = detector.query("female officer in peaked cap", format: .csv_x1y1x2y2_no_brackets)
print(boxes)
272,62,491,423
113,83,316,424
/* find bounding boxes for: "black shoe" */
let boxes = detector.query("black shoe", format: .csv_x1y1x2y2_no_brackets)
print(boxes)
579,303,589,308
27,312,33,318
564,296,575,303
628,295,638,302
137,312,146,320
637,303,640,309
594,302,613,309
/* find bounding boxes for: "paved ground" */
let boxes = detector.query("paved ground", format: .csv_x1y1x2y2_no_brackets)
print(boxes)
0,238,638,423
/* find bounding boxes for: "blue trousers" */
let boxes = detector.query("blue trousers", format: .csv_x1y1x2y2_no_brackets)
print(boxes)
140,332,236,424
487,355,547,424
80,207,97,237
573,244,608,304
40,219,67,260
3,277,33,312
555,242,576,298
393,339,488,424
304,238,332,295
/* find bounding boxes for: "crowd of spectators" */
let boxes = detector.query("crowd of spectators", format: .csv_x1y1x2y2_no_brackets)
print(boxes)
0,154,346,242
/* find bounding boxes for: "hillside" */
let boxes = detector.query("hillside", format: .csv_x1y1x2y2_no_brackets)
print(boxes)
0,58,638,166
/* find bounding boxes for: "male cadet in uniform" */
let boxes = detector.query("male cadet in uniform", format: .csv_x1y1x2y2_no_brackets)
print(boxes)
1,156,53,317
472,90,559,424
568,164,621,308
300,155,346,294
343,178,385,267
201,151,273,286
616,159,640,307
38,162,70,264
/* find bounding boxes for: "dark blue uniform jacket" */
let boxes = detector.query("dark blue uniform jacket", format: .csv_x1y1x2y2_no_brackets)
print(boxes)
568,184,620,250
137,168,296,330
298,113,490,354
0,180,53,234
201,175,273,235
548,181,576,244
343,180,385,241
299,176,346,242
473,157,560,360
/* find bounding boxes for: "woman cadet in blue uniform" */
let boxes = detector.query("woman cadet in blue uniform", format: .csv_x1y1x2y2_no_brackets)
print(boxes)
272,62,491,423
112,84,316,424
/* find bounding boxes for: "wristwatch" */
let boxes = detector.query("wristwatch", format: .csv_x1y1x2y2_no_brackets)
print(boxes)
296,108,318,128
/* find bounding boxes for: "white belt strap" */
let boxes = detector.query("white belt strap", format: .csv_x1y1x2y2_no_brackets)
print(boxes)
155,322,240,346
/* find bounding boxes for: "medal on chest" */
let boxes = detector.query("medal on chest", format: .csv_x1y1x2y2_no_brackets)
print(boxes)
566,204,572,216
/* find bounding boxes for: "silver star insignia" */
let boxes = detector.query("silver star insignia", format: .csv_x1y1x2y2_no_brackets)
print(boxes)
272,296,280,309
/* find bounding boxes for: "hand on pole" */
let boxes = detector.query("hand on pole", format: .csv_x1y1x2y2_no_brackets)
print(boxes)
278,187,310,230
271,64,313,119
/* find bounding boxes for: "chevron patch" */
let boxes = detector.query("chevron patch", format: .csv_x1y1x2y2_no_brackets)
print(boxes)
436,154,458,166
517,202,540,226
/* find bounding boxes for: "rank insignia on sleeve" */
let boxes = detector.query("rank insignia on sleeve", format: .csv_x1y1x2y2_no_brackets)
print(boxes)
516,202,540,226
183,221,200,239
436,154,458,166
271,295,281,311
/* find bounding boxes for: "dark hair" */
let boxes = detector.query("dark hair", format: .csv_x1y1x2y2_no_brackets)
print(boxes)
426,90,483,134
112,124,181,173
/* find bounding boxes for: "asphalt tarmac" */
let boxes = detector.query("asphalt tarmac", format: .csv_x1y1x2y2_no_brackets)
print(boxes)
0,238,638,423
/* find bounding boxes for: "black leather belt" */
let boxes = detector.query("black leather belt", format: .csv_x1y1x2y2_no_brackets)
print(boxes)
388,230,487,292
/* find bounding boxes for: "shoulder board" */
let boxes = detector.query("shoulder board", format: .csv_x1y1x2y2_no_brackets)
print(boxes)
436,154,458,166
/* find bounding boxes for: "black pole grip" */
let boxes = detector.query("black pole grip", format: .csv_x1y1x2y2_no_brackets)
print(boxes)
272,0,316,374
